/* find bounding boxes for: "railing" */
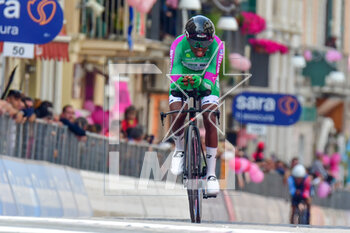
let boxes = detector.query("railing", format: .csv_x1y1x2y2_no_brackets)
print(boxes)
79,0,176,42
80,0,126,39
237,172,350,210
0,115,171,177
80,0,149,40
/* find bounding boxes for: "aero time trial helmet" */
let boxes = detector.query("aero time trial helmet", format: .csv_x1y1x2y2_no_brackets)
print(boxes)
292,164,306,178
185,15,215,48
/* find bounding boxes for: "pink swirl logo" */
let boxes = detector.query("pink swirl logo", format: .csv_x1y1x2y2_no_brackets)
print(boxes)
27,0,57,26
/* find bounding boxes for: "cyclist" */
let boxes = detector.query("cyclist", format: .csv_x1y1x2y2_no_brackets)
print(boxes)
288,164,312,224
168,15,224,195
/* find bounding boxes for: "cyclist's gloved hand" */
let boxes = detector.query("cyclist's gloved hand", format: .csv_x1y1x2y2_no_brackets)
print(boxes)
176,76,189,90
199,78,214,92
191,75,202,88
170,82,179,92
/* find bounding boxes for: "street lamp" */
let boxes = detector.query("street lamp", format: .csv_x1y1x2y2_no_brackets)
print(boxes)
179,0,202,29
213,0,238,31
292,55,306,69
217,16,238,31
326,71,345,86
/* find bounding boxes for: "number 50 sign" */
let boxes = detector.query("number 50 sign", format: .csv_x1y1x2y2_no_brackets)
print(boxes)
3,42,34,59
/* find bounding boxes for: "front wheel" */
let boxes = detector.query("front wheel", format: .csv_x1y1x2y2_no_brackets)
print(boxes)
185,125,203,223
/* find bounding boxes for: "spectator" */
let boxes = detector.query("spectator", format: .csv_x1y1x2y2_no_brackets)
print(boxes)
310,153,328,179
275,160,287,176
0,100,17,116
126,125,144,142
21,96,36,122
252,141,265,162
6,90,23,110
6,90,25,123
87,123,102,134
75,117,89,131
60,105,86,140
144,134,155,144
290,157,299,169
121,106,138,137
35,101,54,120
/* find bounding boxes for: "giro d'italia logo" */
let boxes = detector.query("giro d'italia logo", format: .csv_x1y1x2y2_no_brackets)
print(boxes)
27,0,57,26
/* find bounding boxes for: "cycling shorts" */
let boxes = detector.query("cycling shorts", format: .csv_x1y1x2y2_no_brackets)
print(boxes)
169,94,219,106
291,194,306,207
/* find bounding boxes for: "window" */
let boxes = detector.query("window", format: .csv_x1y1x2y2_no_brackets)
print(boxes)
240,0,257,13
249,50,269,87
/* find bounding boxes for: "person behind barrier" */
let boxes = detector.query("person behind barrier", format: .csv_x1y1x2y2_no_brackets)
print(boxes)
121,106,139,138
252,141,265,162
6,90,25,123
288,164,311,224
35,101,54,121
60,105,87,140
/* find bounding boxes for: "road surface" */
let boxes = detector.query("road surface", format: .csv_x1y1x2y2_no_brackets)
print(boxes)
0,217,349,233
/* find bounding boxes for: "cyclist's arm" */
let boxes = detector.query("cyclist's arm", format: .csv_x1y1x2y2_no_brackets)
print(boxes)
203,37,224,85
170,35,185,83
302,176,311,199
287,176,296,196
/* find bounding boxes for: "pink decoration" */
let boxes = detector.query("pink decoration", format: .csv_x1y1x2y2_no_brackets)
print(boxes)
229,157,242,174
86,116,94,124
322,155,331,167
249,38,289,55
229,53,251,71
127,0,157,13
330,165,340,179
240,158,251,173
83,100,95,113
249,162,265,183
250,169,264,183
304,50,312,61
113,81,132,120
325,49,342,63
91,106,104,125
238,12,266,35
330,153,341,166
249,163,260,173
317,181,331,198
75,110,83,118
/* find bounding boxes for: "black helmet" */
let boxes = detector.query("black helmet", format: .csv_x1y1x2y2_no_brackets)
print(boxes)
185,15,215,48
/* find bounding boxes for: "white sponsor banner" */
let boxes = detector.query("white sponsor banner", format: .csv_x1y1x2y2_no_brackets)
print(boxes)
247,124,267,135
3,42,34,59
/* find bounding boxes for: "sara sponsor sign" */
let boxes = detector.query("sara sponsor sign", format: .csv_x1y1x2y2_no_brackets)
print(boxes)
0,0,64,44
233,92,302,126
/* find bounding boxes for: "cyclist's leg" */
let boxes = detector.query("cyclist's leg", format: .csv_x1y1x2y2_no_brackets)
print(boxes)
169,95,188,175
202,94,219,194
169,95,188,138
290,195,301,224
202,94,219,177
290,205,296,224
305,197,311,224
290,196,299,224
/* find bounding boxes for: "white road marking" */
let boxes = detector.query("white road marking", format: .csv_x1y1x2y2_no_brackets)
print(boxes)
0,216,292,233
0,226,87,233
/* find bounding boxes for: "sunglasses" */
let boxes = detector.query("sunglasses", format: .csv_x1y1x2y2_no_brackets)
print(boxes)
187,38,213,48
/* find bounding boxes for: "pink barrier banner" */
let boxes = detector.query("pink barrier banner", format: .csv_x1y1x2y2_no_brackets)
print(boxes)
114,81,132,117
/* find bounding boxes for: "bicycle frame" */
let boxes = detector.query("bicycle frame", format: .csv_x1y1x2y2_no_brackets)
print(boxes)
160,89,220,223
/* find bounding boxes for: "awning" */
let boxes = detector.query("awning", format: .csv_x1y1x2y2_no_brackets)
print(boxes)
0,41,69,61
